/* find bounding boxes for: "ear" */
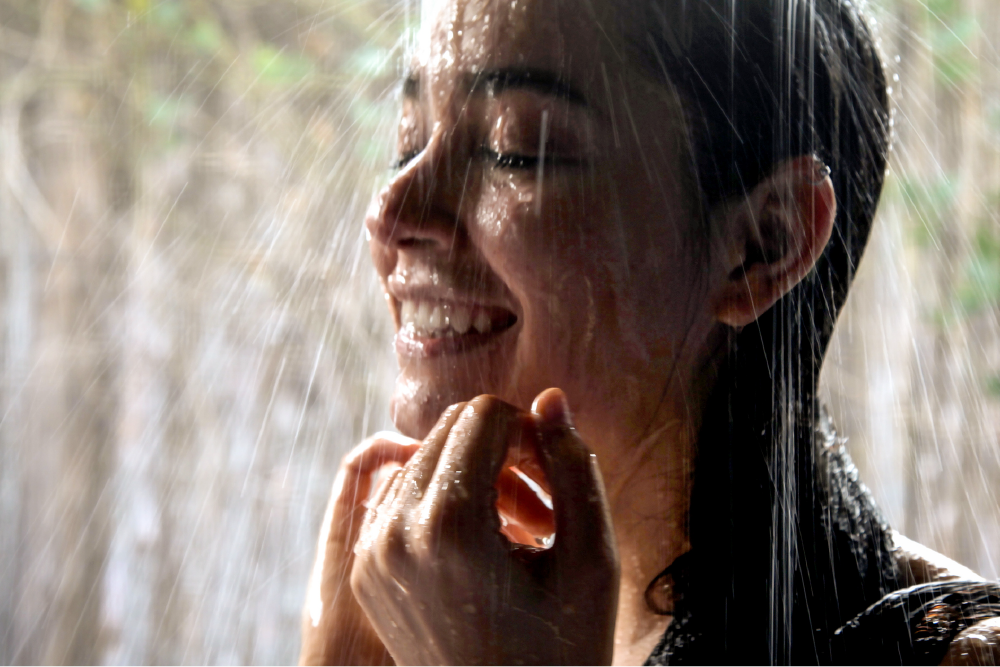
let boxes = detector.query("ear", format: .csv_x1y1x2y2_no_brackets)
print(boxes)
712,156,837,328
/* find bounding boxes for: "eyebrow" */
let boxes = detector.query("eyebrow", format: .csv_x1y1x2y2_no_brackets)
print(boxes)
401,68,589,107
472,67,589,106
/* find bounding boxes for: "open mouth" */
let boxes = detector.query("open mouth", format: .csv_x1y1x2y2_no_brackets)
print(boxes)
395,299,518,355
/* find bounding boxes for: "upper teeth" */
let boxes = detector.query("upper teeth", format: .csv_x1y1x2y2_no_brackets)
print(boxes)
399,300,495,337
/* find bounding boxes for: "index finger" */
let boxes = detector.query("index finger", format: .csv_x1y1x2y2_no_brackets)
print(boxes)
427,396,528,529
333,434,421,519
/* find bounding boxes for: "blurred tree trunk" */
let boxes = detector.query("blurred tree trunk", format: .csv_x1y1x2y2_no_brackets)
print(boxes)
825,0,1000,580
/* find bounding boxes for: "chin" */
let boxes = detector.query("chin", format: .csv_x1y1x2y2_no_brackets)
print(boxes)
389,374,474,440
388,339,523,438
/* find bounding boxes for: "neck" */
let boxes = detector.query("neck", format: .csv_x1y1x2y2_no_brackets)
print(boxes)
607,419,694,657
589,340,727,665
588,403,697,665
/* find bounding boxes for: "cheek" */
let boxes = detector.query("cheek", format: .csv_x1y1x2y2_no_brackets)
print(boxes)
491,166,627,254
476,173,606,311
473,174,634,384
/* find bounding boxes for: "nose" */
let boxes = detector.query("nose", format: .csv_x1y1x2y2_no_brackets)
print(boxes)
365,124,468,254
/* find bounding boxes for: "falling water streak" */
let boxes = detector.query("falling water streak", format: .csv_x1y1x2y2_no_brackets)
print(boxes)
534,110,549,217
0,0,998,663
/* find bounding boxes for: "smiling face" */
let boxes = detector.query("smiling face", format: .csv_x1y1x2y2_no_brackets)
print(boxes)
366,0,724,449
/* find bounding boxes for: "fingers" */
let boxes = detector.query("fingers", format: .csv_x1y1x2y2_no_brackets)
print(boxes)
356,391,608,565
530,389,617,563
430,396,527,526
368,465,405,510
302,435,418,667
399,402,468,495
328,435,421,547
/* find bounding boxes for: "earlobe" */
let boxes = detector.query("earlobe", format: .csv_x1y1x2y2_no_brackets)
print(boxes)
713,156,837,328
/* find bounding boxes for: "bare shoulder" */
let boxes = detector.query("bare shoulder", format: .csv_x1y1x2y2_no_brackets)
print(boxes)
892,532,1000,666
940,618,1000,666
891,531,984,586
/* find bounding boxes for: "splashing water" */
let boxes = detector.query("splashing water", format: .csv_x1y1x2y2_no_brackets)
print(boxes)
0,0,997,664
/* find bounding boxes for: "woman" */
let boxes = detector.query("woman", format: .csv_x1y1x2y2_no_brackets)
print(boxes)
300,0,1000,663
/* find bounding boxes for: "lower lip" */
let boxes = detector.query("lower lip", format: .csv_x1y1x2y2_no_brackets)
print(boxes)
394,325,513,358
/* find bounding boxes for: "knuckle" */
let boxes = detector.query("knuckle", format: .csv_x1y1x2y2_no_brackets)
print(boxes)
349,555,376,599
379,521,411,571
356,515,413,583
467,394,511,418
343,438,380,470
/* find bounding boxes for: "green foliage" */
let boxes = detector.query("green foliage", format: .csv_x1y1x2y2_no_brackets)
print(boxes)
932,15,979,86
73,0,109,13
145,91,193,137
346,47,393,79
187,19,225,55
151,0,186,30
955,223,1000,315
251,45,315,86
918,0,981,87
890,174,958,247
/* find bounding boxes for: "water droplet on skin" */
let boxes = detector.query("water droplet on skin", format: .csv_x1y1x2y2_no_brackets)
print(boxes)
462,603,477,614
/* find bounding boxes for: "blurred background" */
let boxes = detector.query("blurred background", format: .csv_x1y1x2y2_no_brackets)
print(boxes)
0,0,997,663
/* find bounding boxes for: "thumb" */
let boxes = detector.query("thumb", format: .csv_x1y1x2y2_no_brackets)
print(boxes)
531,389,617,565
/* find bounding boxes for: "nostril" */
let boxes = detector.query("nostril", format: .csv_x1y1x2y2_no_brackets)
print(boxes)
396,237,438,249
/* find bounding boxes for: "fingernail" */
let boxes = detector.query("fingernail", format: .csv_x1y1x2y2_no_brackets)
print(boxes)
532,388,573,427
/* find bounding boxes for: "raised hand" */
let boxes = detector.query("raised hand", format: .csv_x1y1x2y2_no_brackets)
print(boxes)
300,434,421,666
351,389,620,666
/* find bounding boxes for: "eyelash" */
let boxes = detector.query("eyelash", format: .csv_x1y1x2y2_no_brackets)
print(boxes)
481,147,546,170
392,149,422,170
391,147,579,172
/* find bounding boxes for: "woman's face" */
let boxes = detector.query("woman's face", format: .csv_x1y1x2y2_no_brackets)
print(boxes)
366,0,722,445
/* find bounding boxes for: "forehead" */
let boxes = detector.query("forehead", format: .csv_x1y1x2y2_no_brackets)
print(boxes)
416,0,610,94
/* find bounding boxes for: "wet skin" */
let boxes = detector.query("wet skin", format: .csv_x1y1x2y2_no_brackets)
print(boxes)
361,1,713,661
299,0,998,664
371,0,711,448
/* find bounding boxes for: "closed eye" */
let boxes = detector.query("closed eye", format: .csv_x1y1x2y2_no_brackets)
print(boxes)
392,148,423,170
480,147,582,170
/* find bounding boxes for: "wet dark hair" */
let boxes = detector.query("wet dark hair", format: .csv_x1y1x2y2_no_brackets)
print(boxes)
623,0,896,662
